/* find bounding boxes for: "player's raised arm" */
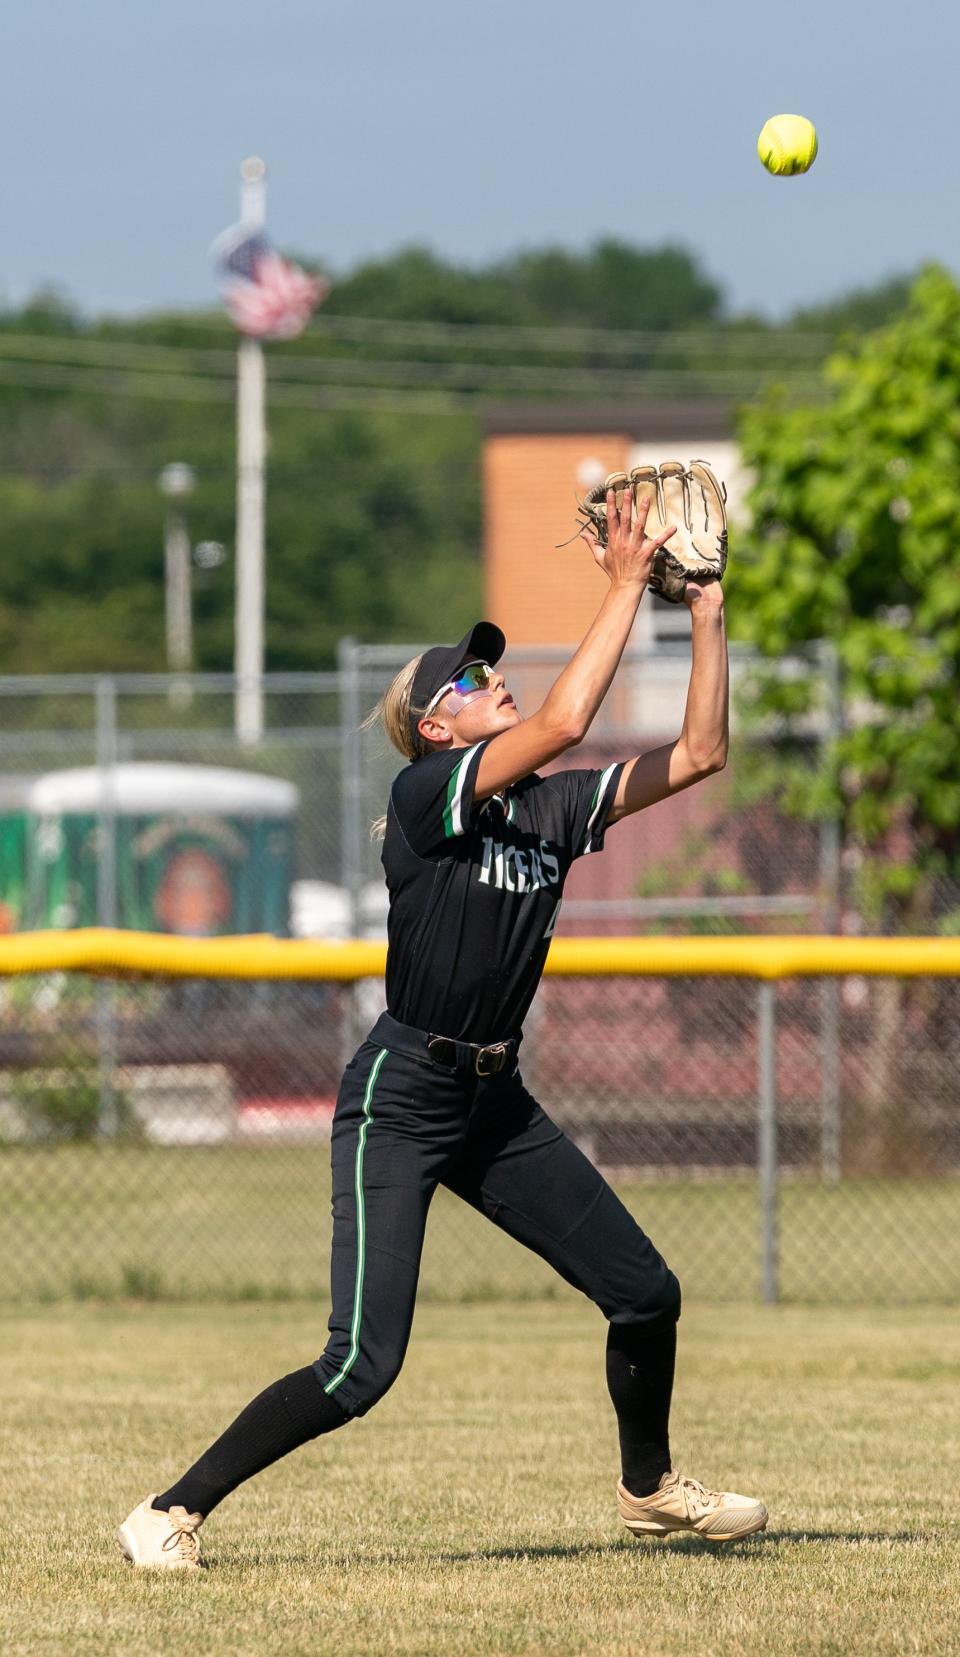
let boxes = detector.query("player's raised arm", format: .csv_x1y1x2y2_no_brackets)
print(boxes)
464,487,677,802
607,576,729,823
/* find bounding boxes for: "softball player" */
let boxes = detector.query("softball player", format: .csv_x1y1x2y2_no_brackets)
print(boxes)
119,488,767,1570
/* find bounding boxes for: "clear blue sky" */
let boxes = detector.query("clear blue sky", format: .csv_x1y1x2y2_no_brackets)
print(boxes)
3,0,955,320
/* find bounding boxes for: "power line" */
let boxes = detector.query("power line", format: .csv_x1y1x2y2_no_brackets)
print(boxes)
0,359,469,414
0,335,824,409
0,315,836,361
143,310,834,359
0,334,238,374
306,314,835,358
0,330,827,382
0,358,820,411
0,358,234,402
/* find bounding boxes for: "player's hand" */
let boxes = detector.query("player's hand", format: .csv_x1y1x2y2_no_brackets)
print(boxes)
579,487,677,593
683,576,725,612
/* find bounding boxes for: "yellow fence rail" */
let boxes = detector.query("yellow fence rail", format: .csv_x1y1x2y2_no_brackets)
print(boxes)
0,928,958,979
1,928,958,1307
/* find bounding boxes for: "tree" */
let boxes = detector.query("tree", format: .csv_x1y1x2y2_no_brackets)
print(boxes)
732,264,960,918
501,241,722,331
0,245,915,676
0,347,483,674
789,271,916,336
730,266,960,1166
0,239,726,674
325,240,721,331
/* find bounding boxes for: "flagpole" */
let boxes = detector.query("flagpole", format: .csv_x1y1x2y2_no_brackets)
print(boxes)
234,155,267,746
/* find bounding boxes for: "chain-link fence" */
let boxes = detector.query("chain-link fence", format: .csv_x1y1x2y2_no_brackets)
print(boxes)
340,639,838,942
8,646,956,946
0,663,958,1305
0,647,844,950
0,961,958,1305
0,672,346,938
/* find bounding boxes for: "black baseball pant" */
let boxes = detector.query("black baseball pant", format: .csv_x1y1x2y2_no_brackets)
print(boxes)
313,1012,681,1417
153,1009,683,1517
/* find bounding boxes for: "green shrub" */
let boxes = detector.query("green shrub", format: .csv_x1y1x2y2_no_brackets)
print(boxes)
12,1057,137,1142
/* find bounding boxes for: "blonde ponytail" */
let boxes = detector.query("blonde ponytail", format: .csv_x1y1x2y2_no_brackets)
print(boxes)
362,654,429,840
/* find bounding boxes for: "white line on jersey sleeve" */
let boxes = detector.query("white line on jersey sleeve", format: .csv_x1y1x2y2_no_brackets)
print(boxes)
582,763,619,855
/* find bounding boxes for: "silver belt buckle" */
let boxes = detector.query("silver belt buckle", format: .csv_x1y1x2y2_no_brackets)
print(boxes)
475,1042,507,1077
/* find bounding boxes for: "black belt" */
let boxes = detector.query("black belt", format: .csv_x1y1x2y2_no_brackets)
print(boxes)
369,1012,518,1077
426,1034,513,1076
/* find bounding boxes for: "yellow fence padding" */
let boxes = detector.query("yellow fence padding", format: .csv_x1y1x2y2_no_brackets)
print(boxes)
0,928,959,980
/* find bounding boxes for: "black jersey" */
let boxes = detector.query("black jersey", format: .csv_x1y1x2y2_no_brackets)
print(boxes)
382,741,624,1043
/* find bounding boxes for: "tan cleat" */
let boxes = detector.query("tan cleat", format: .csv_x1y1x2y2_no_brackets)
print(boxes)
117,1495,205,1571
618,1471,768,1544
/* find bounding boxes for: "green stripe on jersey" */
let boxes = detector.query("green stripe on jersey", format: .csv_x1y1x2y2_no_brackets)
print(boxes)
323,1046,388,1397
442,746,478,838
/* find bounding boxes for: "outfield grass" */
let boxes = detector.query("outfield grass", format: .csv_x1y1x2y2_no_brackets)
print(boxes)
0,1300,957,1655
2,1144,960,1304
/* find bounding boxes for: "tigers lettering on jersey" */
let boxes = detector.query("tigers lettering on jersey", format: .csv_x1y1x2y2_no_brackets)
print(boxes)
384,741,624,1042
477,837,561,893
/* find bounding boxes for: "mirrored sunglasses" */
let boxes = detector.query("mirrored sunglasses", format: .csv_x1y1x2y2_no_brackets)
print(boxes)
424,661,496,717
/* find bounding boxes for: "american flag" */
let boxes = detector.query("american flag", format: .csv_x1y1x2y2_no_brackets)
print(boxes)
214,229,329,340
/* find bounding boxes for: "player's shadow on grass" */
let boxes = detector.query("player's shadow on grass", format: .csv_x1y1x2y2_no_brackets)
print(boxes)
440,1539,765,1564
242,1531,928,1569
440,1530,925,1564
757,1529,926,1547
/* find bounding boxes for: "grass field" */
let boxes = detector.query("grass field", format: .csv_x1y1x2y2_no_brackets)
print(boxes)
1,1299,957,1655
2,1144,960,1304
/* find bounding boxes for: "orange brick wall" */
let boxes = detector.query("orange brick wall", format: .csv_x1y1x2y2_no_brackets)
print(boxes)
484,433,630,645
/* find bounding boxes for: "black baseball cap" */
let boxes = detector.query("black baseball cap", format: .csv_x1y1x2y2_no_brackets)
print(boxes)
408,621,506,754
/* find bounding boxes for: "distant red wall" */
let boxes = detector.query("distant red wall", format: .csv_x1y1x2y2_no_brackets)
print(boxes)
485,432,630,645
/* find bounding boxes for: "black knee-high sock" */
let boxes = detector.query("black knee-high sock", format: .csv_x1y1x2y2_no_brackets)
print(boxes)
606,1322,677,1498
153,1366,348,1519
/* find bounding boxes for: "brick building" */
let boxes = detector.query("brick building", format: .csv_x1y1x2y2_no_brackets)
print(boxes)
484,400,747,656
480,401,784,930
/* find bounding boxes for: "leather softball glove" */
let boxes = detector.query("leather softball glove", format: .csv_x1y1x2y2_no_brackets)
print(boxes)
575,460,728,603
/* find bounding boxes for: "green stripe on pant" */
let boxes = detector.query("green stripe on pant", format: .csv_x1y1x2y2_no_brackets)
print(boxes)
323,1046,389,1395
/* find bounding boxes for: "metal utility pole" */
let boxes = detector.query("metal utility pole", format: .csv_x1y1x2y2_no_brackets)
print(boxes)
234,155,267,747
819,639,844,1182
95,677,119,1135
757,979,779,1305
158,462,195,705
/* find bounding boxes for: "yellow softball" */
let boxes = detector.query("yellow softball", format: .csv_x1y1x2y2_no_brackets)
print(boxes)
757,113,818,176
